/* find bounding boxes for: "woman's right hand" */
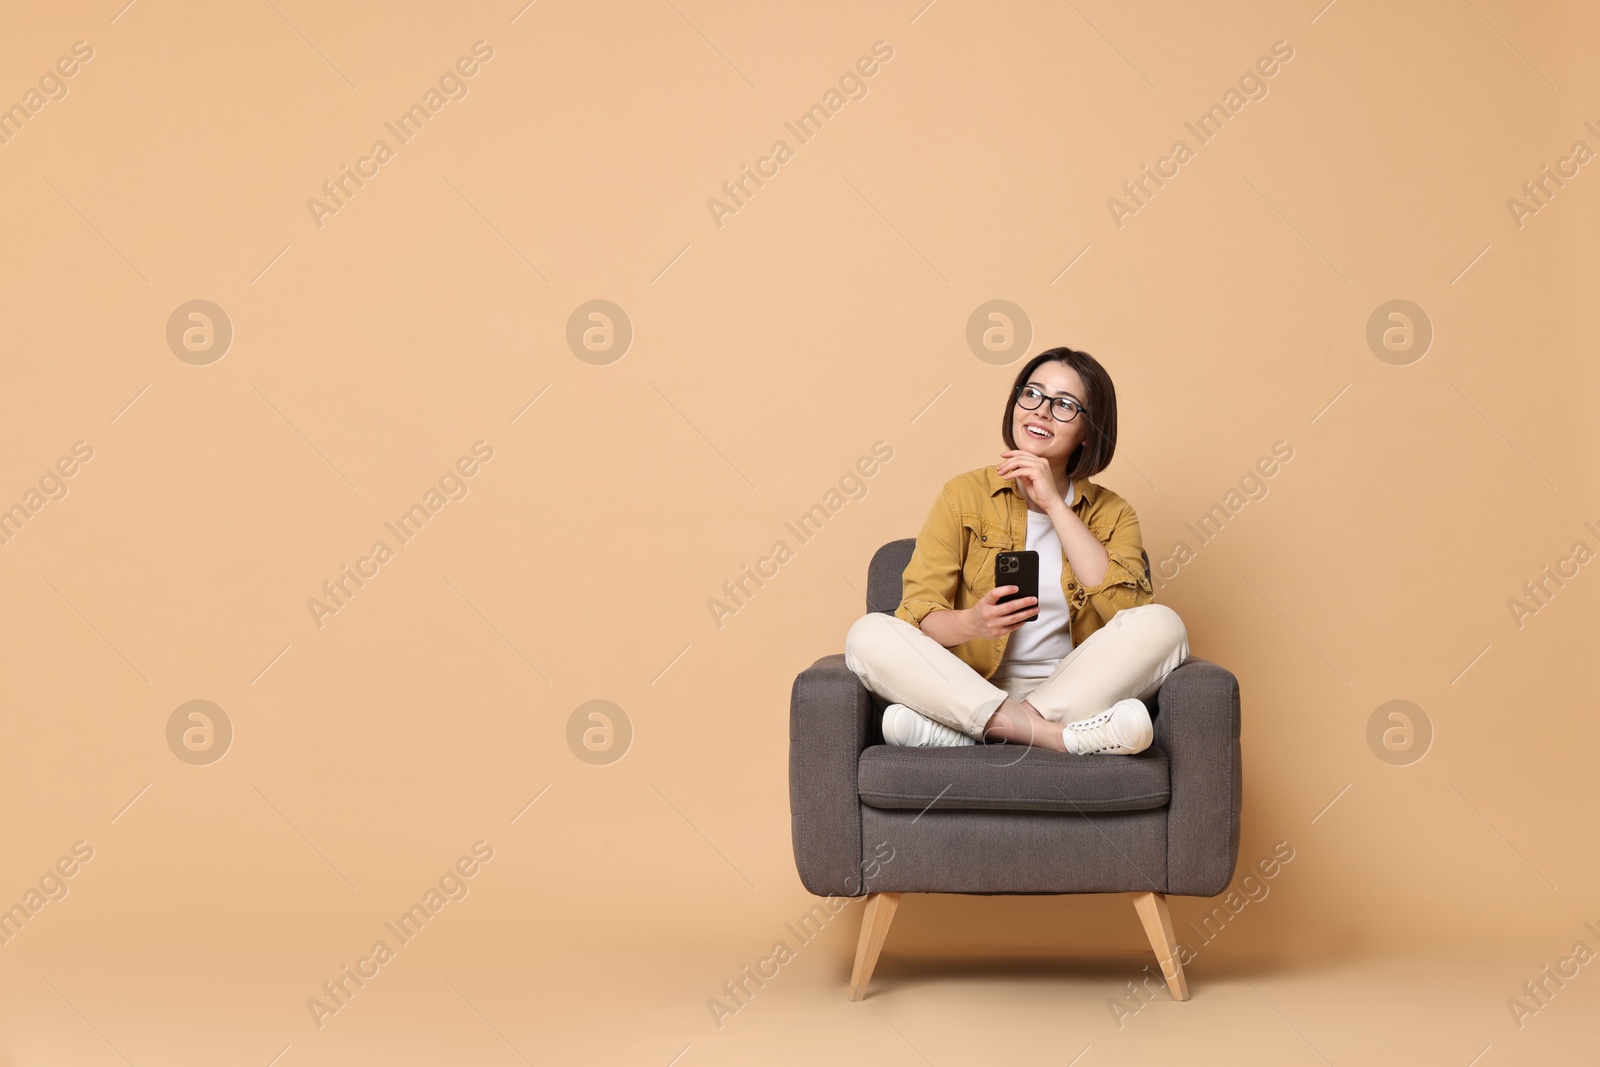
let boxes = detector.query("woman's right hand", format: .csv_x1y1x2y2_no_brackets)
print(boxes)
966,587,1038,640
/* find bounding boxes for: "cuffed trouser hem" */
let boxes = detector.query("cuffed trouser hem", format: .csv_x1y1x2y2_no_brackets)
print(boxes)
843,612,1008,739
969,692,1009,739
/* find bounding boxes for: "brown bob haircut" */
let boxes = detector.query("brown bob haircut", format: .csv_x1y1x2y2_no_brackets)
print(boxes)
1000,346,1118,480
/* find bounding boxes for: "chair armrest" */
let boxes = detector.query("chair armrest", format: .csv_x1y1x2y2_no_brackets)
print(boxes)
1152,657,1242,897
789,652,873,897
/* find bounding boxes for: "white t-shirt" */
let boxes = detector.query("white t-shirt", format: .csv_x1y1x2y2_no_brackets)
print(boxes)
994,482,1075,681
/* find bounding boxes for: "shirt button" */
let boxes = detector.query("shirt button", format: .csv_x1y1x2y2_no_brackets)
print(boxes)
980,535,987,541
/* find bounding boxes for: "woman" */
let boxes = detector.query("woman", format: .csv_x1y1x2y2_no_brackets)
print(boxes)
844,346,1189,754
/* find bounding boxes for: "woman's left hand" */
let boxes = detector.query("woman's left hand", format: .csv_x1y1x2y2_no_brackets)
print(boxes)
997,450,1064,511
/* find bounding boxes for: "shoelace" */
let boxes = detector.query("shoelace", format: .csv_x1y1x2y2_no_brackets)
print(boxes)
1063,707,1126,755
915,713,970,747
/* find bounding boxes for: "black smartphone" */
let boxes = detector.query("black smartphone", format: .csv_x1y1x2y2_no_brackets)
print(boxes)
994,550,1040,623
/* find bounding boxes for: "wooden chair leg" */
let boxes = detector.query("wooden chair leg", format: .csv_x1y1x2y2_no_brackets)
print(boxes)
847,892,902,1000
1130,891,1190,1001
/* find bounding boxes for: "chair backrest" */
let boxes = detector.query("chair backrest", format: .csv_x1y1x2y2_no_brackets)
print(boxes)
867,539,917,614
866,539,1153,615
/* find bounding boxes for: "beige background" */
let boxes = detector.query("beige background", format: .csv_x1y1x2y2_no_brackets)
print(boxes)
1,0,1596,1063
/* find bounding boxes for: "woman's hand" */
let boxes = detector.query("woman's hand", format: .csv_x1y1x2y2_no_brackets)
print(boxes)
997,449,1065,512
965,586,1038,640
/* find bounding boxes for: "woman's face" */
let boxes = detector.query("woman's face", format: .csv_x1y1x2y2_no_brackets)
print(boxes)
1011,361,1089,464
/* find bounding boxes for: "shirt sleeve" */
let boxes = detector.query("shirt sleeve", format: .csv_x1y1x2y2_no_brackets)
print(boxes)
1072,499,1156,624
894,485,963,628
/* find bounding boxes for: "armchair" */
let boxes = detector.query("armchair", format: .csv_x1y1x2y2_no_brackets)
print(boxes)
789,538,1242,999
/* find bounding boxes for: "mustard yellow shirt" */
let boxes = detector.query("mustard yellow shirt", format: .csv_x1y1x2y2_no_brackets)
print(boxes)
894,464,1156,679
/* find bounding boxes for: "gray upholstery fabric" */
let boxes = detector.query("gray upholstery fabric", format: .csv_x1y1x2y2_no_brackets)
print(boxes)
789,654,871,897
789,538,1241,900
1149,658,1242,896
858,744,1170,813
865,539,915,616
861,806,1168,894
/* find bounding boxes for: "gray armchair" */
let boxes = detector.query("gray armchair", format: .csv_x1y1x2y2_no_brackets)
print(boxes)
789,538,1242,1000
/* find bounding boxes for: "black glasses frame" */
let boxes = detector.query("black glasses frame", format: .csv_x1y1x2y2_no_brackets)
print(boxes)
1015,383,1088,423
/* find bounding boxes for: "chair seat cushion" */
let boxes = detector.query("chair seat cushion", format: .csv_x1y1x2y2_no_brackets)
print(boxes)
857,743,1170,814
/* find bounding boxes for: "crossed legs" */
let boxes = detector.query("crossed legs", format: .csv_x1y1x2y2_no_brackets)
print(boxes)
981,693,1071,752
844,604,1190,749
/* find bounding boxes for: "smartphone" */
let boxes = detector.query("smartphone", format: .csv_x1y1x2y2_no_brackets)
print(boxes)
994,550,1040,623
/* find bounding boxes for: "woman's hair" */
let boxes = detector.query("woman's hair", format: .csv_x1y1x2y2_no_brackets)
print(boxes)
1000,346,1118,479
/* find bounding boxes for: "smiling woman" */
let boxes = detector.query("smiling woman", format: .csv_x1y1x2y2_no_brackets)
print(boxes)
844,345,1189,756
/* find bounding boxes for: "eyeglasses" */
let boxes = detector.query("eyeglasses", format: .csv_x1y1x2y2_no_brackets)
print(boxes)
1015,383,1087,423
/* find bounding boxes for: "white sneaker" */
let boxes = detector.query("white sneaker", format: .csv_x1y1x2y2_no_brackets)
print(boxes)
1062,698,1154,755
881,704,978,747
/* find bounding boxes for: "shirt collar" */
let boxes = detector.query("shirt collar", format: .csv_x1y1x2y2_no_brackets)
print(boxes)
986,464,1088,508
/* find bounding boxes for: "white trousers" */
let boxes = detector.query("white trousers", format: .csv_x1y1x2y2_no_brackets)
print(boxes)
843,603,1190,740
